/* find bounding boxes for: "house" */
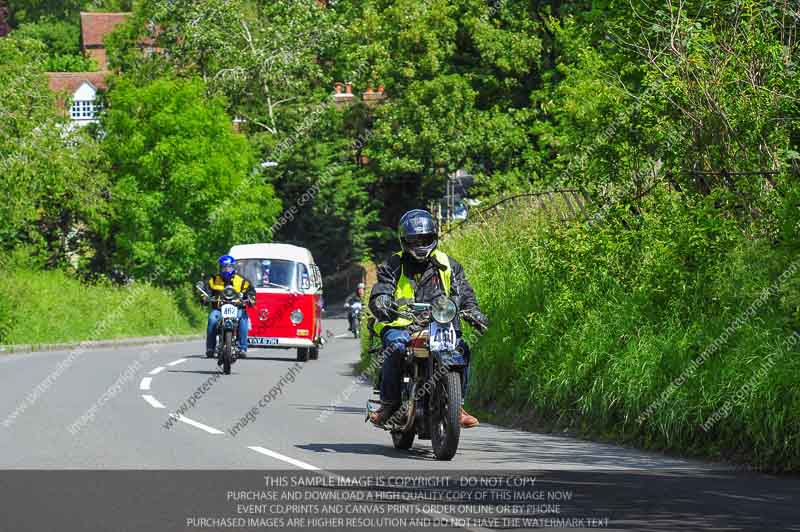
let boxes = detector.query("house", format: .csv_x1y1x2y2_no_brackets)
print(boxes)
47,12,131,124
47,72,109,123
79,12,130,70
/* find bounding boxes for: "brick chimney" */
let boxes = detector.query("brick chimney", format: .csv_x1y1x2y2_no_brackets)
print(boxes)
362,81,387,107
333,81,354,107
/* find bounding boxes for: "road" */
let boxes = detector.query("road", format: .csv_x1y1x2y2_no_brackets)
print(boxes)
1,317,798,531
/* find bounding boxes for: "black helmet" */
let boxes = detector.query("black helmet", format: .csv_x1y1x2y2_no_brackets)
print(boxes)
398,209,438,261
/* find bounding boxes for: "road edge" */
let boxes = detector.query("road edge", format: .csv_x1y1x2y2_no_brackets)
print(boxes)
0,334,203,355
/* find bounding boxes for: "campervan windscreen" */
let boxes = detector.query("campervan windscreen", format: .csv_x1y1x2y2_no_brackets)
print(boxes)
237,259,295,290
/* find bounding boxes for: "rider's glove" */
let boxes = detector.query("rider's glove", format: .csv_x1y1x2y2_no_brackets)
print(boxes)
372,294,397,322
462,308,489,334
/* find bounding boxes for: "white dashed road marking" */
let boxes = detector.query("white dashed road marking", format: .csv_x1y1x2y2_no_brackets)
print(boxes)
149,366,165,375
171,414,224,435
142,395,165,409
246,446,489,532
167,358,187,366
139,377,152,391
247,446,320,471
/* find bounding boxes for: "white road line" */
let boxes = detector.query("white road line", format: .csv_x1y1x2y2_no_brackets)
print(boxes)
139,377,152,391
245,446,489,532
334,333,351,339
172,414,224,435
141,395,165,409
247,446,320,471
167,358,187,366
149,366,165,375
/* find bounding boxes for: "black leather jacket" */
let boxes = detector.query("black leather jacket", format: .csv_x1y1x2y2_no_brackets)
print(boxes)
368,252,481,332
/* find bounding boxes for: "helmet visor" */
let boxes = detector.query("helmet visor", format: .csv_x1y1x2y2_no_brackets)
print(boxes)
403,234,436,248
221,264,235,274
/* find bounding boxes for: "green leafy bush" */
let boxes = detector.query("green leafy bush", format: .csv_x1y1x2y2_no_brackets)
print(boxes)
444,187,800,472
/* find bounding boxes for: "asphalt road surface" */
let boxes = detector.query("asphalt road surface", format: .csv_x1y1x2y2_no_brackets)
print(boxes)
1,317,798,531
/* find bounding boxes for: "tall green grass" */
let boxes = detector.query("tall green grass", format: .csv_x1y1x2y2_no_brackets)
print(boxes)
443,189,800,472
0,266,205,346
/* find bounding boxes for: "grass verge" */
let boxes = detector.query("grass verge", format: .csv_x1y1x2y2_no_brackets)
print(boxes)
0,266,205,346
442,188,800,472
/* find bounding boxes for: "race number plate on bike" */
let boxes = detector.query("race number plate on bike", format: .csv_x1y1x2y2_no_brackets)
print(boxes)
429,321,457,351
221,304,238,319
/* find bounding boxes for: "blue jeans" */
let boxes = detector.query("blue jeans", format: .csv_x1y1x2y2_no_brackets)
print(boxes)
207,308,249,352
380,328,470,404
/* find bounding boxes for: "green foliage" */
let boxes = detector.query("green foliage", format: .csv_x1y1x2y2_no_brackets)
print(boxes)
7,0,132,25
0,257,202,345
0,36,109,267
11,17,80,55
443,184,800,472
7,0,82,25
10,16,98,71
100,75,282,284
45,53,98,72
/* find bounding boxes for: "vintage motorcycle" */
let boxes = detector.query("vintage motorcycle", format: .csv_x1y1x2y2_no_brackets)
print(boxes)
366,295,467,460
196,282,253,375
345,300,363,338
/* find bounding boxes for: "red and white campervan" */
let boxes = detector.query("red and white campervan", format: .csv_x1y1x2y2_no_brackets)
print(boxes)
228,243,324,362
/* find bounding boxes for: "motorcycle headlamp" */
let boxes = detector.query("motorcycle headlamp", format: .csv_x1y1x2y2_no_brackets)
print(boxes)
431,295,457,324
223,286,237,300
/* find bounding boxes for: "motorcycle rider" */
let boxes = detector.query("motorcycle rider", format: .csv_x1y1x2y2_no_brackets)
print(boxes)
203,255,256,361
368,209,489,428
345,282,365,333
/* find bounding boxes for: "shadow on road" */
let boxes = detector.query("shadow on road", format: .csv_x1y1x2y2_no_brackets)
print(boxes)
290,403,365,415
295,442,432,461
166,369,221,376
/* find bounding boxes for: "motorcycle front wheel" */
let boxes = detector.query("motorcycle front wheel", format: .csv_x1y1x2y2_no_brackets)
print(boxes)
431,371,462,460
222,330,233,375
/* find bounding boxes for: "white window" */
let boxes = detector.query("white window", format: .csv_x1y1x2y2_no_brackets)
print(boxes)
69,81,101,123
70,100,96,120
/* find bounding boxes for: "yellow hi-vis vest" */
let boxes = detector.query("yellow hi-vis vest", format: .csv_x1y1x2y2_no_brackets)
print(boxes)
374,250,452,335
208,274,251,294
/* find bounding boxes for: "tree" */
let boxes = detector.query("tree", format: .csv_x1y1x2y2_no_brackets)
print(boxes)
11,17,99,71
0,36,109,267
100,76,282,284
7,0,81,25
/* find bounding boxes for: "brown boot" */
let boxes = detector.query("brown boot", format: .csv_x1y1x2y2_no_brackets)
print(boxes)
368,402,400,425
459,407,479,428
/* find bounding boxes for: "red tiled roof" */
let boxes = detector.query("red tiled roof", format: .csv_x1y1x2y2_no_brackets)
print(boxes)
80,12,129,47
47,72,110,94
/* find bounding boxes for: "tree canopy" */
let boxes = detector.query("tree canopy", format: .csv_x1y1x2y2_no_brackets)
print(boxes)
100,76,282,284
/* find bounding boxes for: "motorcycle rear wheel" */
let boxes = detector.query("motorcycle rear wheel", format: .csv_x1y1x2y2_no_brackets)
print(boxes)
431,371,461,460
222,330,233,375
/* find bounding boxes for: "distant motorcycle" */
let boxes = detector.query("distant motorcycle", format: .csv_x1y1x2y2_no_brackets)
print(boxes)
196,282,253,375
345,301,363,338
366,295,467,460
